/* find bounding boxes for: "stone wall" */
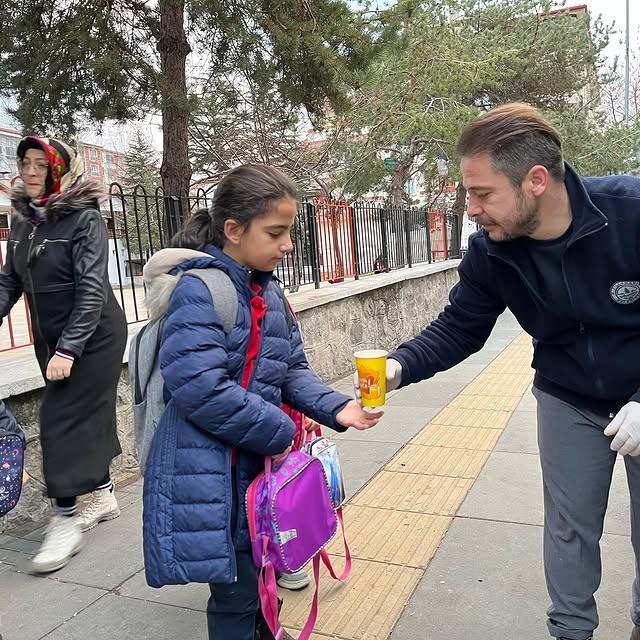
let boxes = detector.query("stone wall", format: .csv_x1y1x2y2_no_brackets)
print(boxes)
1,263,459,534
297,267,459,383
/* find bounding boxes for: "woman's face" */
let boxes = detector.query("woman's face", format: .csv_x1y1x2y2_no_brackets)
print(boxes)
20,148,48,200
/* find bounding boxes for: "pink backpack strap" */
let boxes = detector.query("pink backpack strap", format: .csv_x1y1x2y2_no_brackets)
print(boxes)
319,508,352,581
257,550,323,640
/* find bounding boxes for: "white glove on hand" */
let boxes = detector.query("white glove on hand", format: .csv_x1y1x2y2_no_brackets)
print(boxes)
604,401,640,456
353,358,403,401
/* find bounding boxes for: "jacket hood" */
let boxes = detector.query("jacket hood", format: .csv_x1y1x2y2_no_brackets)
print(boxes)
143,248,213,320
10,179,106,223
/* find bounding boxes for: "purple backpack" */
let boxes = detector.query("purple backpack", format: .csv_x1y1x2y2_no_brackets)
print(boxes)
0,434,24,517
246,450,348,640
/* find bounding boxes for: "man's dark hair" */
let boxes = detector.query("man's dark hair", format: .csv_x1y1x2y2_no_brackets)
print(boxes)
457,103,565,186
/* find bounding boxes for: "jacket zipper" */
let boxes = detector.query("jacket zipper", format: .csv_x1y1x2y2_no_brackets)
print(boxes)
561,259,605,395
489,219,608,396
25,224,50,363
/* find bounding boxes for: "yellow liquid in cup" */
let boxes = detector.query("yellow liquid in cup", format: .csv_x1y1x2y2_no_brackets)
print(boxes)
354,349,388,408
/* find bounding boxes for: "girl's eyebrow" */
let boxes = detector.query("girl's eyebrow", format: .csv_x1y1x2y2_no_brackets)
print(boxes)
264,224,290,231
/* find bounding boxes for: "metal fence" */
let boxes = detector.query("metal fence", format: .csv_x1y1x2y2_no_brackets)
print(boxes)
0,185,461,351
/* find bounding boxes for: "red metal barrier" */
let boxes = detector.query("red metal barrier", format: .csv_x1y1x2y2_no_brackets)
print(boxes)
0,238,34,352
313,198,356,283
428,209,448,261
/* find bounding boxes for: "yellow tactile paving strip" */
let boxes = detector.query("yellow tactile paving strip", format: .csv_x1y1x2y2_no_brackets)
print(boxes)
282,333,534,639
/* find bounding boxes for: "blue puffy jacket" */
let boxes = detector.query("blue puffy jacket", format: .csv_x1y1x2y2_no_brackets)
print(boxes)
142,245,351,587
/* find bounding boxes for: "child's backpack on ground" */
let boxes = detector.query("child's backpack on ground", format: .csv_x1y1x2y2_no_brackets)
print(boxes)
0,399,26,518
129,268,238,473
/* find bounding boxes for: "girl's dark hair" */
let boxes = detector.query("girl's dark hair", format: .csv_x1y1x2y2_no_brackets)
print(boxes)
171,164,298,250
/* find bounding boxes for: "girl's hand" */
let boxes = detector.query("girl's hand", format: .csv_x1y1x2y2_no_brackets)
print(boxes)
336,400,383,431
46,355,73,381
272,445,292,465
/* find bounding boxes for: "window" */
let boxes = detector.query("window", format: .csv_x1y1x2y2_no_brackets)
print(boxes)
89,147,98,161
91,165,100,177
104,152,113,165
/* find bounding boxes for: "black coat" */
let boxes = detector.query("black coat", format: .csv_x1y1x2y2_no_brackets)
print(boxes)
0,180,127,497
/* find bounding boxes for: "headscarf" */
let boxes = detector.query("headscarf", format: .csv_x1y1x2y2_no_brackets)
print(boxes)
16,136,84,206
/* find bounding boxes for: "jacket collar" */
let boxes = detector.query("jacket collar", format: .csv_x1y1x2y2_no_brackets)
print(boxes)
10,179,106,223
202,245,274,292
485,163,608,258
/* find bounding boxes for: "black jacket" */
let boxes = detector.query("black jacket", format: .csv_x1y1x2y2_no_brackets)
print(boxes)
392,164,640,416
0,180,122,359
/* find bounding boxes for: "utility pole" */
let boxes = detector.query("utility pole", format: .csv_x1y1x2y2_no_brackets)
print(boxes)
624,0,630,126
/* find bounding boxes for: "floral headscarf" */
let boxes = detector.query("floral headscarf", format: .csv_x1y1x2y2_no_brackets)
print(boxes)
16,136,84,205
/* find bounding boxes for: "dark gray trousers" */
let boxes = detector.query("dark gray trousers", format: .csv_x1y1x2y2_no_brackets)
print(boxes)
535,387,640,639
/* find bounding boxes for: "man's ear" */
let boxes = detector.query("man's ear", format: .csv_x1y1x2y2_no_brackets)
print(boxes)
526,164,550,197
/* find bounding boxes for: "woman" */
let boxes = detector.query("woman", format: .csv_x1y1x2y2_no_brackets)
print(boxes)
0,137,127,573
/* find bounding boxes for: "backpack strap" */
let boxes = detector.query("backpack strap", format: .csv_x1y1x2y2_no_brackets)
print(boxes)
183,268,238,333
258,549,322,640
320,508,352,581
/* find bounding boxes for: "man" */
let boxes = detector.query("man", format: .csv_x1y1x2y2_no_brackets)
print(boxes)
384,103,640,640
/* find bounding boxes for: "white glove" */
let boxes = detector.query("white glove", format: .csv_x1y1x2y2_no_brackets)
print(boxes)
604,401,640,456
353,358,403,401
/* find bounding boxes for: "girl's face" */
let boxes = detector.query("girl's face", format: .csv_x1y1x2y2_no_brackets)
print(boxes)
224,196,296,272
19,148,48,200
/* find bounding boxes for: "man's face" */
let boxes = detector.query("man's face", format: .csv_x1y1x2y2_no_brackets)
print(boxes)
461,153,540,242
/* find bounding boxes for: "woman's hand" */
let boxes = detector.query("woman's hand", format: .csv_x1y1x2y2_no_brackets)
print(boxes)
46,355,73,381
336,400,383,431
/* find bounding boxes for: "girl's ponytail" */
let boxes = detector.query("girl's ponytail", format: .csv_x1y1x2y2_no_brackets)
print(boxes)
170,208,214,251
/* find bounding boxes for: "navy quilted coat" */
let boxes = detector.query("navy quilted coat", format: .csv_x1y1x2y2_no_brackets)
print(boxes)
142,245,351,587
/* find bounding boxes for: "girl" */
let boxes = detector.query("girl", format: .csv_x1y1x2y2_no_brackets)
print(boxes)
142,165,381,640
0,137,127,573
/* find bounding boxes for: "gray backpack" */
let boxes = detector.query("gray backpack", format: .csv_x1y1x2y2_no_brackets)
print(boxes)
129,268,238,474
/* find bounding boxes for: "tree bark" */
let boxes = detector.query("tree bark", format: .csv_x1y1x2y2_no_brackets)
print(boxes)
158,1,192,196
452,182,467,243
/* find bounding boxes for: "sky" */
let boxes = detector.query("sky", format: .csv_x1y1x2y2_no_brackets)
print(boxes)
584,0,639,66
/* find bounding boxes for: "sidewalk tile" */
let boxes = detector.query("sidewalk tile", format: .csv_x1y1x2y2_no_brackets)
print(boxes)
327,504,450,568
412,424,503,450
352,471,474,516
429,407,511,430
281,556,421,640
385,445,490,478
446,394,521,412
0,567,105,640
463,373,532,397
43,592,207,639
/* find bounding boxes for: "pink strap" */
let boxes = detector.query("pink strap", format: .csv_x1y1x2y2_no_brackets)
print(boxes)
258,537,283,639
320,508,352,581
298,554,322,640
258,553,322,640
304,425,322,444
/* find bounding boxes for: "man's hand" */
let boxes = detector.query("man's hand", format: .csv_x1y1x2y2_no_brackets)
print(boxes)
46,355,73,382
353,358,403,401
604,401,640,456
336,400,383,431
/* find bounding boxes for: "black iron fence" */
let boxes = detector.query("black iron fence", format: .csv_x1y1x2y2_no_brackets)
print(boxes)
102,185,461,325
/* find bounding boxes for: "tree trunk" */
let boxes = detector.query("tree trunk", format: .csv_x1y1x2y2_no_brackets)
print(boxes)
158,1,192,197
389,158,412,267
452,182,467,243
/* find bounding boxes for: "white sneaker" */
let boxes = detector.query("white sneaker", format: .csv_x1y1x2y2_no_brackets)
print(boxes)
277,569,311,591
76,488,120,532
30,515,83,574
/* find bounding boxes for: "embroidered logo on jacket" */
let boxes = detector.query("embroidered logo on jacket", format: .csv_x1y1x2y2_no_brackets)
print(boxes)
610,281,640,305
